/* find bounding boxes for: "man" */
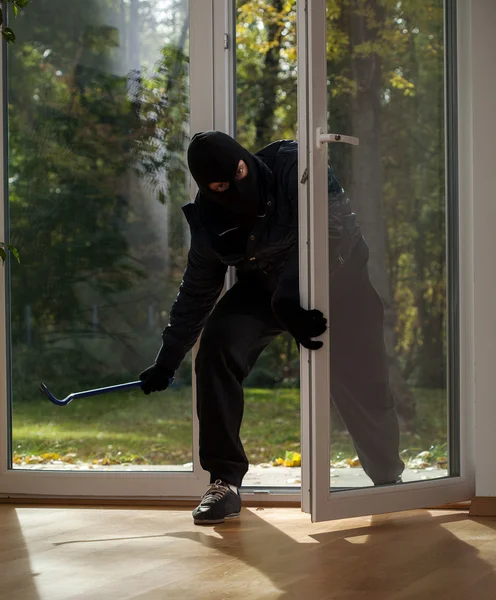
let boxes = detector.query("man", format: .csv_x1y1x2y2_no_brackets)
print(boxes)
139,131,404,525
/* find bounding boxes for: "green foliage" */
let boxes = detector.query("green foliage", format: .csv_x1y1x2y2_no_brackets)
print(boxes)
236,0,447,390
1,0,31,43
0,242,20,263
236,0,297,149
8,0,191,398
10,20,143,341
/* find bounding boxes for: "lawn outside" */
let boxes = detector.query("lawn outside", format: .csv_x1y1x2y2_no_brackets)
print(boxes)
12,387,448,471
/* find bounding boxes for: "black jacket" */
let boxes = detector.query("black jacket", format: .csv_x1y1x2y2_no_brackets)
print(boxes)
158,140,365,371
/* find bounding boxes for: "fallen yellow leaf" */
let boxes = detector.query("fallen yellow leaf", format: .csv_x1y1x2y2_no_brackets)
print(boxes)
41,452,60,461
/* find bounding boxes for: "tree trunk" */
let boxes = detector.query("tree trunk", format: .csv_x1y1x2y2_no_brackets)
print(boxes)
348,0,415,425
254,0,284,145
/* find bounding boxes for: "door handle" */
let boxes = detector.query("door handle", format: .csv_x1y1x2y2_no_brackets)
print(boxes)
316,127,359,150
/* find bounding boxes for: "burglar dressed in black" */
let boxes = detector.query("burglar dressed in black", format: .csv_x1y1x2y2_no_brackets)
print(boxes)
139,131,404,524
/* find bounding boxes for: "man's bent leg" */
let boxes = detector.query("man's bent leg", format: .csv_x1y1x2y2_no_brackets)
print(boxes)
330,267,405,485
195,282,283,488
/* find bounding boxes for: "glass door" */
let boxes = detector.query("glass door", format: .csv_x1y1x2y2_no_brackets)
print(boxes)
297,0,474,521
0,0,225,499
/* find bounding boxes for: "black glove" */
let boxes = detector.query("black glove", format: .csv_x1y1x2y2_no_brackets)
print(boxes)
273,299,327,350
139,364,175,395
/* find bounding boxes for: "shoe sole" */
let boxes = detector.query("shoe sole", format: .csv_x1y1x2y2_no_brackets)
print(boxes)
194,512,241,525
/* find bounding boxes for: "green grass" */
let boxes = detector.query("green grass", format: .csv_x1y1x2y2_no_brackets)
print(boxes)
12,387,447,466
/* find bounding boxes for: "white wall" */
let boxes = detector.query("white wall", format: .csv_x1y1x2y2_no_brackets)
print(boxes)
462,0,496,497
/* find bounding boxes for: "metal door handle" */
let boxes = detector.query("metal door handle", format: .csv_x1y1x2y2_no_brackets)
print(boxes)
316,127,359,149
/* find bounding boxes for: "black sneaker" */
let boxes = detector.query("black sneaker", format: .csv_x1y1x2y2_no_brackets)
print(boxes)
374,477,403,486
192,480,241,525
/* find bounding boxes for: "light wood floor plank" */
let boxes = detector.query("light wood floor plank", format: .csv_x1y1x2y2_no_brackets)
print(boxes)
1,505,496,599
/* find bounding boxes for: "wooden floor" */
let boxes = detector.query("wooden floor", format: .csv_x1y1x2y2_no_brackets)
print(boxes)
1,505,496,600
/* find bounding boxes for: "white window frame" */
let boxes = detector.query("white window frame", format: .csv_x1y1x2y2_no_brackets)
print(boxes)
0,0,224,501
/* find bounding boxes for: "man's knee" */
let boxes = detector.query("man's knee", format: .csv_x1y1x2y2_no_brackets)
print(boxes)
196,315,240,369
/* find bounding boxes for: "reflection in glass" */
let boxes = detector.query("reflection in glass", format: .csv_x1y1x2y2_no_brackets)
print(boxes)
8,0,193,472
326,0,449,488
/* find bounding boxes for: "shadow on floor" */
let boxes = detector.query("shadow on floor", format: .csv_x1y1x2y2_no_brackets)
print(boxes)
165,509,496,600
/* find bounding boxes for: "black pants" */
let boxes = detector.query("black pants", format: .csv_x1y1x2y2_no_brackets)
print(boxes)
195,266,404,487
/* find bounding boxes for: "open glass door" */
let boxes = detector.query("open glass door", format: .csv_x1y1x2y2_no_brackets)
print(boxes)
297,0,474,521
0,0,227,499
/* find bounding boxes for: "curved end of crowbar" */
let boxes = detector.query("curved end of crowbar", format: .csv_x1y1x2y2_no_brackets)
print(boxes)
39,382,71,406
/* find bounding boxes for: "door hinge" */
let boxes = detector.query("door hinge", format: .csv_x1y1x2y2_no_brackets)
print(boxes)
300,167,309,184
224,33,229,50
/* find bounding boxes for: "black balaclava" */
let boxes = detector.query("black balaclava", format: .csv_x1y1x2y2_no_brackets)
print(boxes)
187,131,263,216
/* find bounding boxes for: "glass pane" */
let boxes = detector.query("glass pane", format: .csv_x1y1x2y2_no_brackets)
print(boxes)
236,1,300,488
326,0,451,488
235,0,453,491
8,0,193,472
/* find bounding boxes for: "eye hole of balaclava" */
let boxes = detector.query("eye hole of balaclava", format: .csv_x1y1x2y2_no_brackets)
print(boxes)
187,131,262,216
